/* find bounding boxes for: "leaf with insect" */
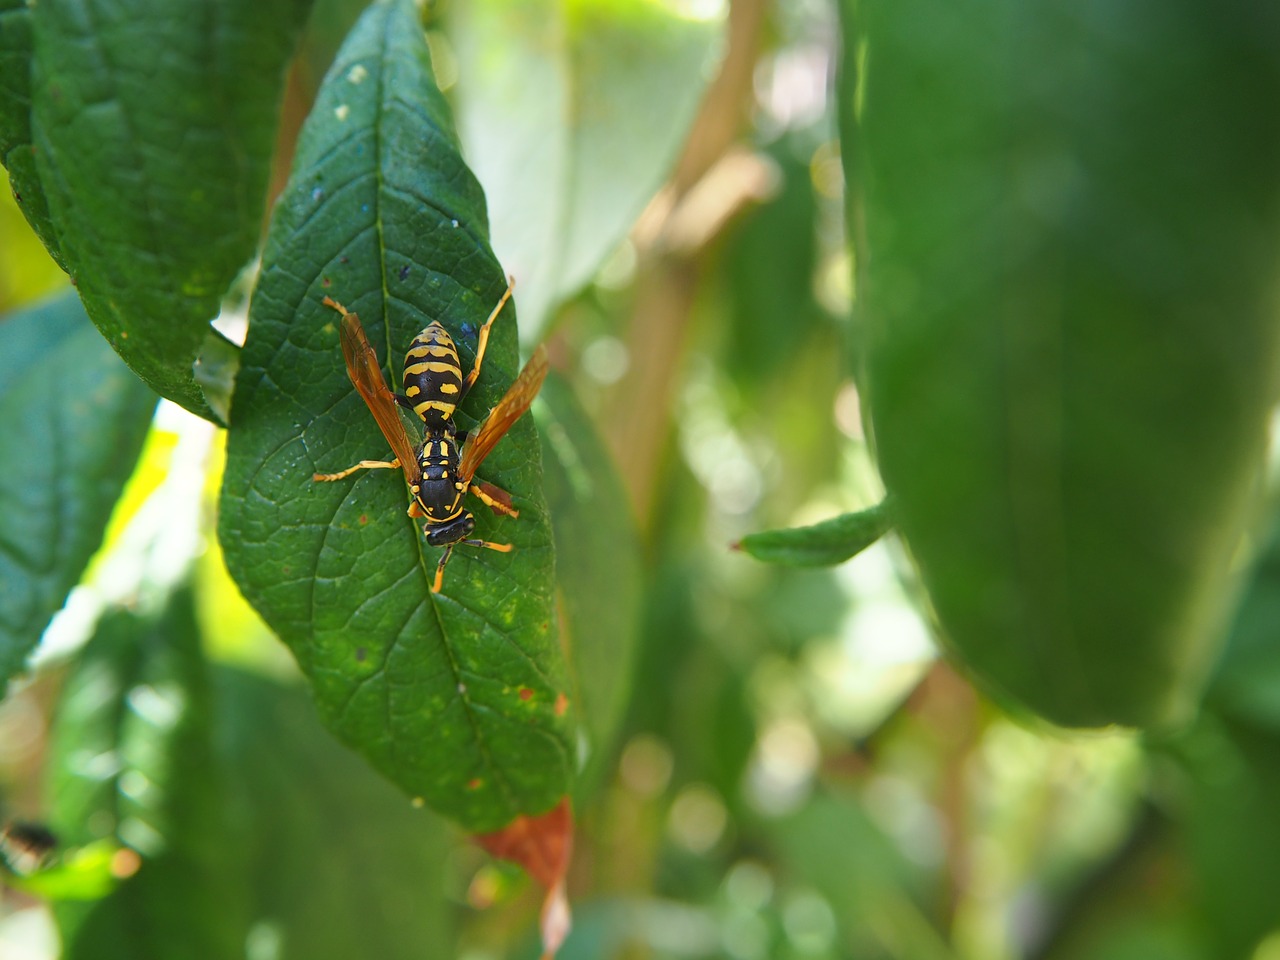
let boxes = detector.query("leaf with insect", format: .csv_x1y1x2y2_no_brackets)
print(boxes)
220,0,574,833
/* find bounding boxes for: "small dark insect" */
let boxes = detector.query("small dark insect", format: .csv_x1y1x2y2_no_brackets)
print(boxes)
1,820,57,875
313,278,548,592
398,264,410,281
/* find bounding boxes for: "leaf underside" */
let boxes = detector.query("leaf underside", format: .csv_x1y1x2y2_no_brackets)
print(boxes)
850,0,1280,727
0,291,156,688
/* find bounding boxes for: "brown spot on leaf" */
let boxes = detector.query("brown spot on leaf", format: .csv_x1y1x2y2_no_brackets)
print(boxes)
518,687,533,702
554,693,569,717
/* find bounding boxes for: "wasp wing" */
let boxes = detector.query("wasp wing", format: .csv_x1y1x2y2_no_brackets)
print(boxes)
458,344,549,484
333,299,423,487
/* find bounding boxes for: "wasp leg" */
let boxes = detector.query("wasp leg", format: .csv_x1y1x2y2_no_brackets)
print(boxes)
431,545,455,593
431,539,514,593
322,295,352,317
313,458,401,482
459,276,515,403
470,480,519,518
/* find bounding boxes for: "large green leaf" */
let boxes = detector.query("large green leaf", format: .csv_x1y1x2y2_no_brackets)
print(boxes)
48,589,245,959
537,372,641,791
0,0,58,260
846,0,1280,727
26,0,310,421
0,291,156,689
446,0,724,338
220,0,574,832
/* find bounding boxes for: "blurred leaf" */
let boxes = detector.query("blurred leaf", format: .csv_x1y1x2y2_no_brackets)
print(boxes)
777,790,951,960
220,0,574,832
27,0,311,420
48,588,245,959
216,668,453,960
721,142,826,389
0,291,156,688
1205,502,1280,729
45,587,455,959
537,372,642,791
846,0,1280,727
0,0,59,263
447,0,724,339
6,840,119,902
1165,715,1280,960
736,499,893,567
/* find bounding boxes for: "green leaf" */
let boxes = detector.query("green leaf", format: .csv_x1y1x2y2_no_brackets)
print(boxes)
537,372,641,791
446,0,724,338
217,668,453,960
7,840,120,902
1163,716,1280,960
736,499,893,567
777,791,953,960
27,0,311,421
48,588,245,959
0,0,29,159
45,584,452,959
0,0,59,262
0,291,156,688
1205,501,1280,730
220,0,573,832
846,0,1280,727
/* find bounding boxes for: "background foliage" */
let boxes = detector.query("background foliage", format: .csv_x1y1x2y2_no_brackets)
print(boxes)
3,1,1280,959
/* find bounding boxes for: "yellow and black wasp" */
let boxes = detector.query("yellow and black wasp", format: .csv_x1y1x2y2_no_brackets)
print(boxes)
312,279,548,593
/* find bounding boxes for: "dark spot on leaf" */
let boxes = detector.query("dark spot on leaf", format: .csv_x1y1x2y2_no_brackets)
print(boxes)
355,647,367,662
359,514,368,525
467,778,483,790
340,256,349,264
518,687,533,702
282,565,291,575
12,190,21,203
460,321,476,340
322,276,331,288
398,264,410,281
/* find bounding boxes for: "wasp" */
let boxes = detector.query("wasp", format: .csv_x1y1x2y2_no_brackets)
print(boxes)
312,279,548,593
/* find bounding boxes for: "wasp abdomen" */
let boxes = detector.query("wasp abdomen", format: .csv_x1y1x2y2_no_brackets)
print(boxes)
403,321,463,426
413,434,466,523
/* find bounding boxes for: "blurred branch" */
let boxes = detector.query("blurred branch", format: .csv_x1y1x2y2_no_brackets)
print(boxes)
601,0,771,529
